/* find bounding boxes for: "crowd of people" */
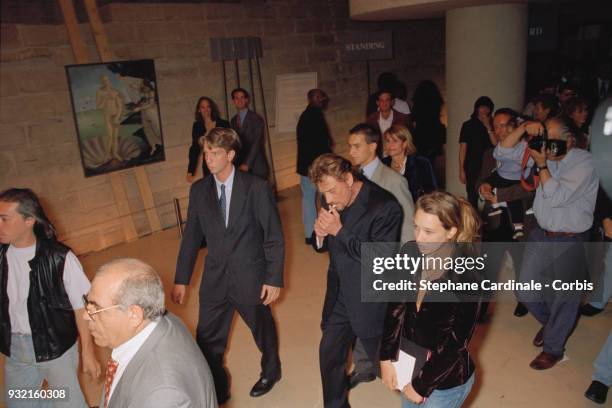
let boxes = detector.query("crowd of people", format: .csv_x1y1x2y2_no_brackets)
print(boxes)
0,71,610,408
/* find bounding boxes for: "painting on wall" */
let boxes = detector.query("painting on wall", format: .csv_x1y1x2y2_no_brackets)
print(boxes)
65,59,165,177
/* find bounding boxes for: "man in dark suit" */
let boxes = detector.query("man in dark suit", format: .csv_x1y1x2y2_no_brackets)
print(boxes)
296,88,333,245
84,258,217,408
172,127,284,405
309,154,402,408
230,87,269,180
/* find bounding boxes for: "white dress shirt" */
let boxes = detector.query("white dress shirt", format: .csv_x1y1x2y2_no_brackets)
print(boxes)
108,320,159,399
214,165,235,226
378,111,394,136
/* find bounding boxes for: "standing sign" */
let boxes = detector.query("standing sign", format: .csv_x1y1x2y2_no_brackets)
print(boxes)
338,31,393,62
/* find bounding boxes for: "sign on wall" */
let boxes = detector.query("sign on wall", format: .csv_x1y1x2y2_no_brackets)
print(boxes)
338,31,393,62
65,59,165,177
274,72,318,134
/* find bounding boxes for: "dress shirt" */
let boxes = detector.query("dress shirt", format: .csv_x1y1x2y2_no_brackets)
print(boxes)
361,156,381,180
533,148,599,233
378,111,394,136
238,109,248,127
108,320,159,400
214,165,235,226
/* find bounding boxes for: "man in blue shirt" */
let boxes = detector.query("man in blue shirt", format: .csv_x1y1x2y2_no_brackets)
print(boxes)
517,117,599,370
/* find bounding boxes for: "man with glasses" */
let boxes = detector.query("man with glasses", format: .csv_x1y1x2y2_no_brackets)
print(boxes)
84,258,216,408
0,188,99,408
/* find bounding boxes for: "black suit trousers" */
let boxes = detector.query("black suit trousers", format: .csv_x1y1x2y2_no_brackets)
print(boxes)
196,298,281,400
319,298,380,408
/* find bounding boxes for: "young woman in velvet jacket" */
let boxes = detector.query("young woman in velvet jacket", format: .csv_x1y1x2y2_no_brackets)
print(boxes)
186,96,230,183
380,191,482,408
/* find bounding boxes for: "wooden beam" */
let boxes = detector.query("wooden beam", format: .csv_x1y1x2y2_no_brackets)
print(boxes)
82,0,162,235
58,0,138,243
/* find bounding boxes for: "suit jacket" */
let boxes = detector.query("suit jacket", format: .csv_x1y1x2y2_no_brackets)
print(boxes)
313,180,402,339
104,313,217,408
175,170,284,305
382,154,437,202
296,105,333,176
187,119,230,177
370,161,415,243
366,109,409,136
231,110,270,179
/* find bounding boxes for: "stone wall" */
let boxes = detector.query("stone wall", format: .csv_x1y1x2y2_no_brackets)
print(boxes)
0,1,444,254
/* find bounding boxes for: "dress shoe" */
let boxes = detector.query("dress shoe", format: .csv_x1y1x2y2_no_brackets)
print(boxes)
514,302,528,317
348,371,376,389
305,237,314,245
533,327,544,347
580,303,604,317
585,380,608,404
529,351,563,370
249,377,279,397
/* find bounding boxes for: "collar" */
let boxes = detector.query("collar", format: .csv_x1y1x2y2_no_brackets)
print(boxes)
214,165,236,190
361,156,381,180
111,319,158,367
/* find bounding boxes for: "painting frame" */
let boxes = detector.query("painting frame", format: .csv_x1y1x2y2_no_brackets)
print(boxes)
65,59,165,177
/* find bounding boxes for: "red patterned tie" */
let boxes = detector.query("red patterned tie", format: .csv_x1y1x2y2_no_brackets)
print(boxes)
104,358,119,408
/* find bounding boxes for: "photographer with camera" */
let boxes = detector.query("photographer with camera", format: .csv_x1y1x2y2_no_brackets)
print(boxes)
512,117,599,370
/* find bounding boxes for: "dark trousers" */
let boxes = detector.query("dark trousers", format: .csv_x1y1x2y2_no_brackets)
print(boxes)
319,299,380,408
517,227,588,355
196,298,281,400
485,171,525,224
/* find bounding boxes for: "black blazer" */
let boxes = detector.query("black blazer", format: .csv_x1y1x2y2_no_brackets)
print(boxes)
313,180,402,339
296,105,332,176
175,170,284,305
380,246,480,398
187,118,230,177
231,111,269,180
382,155,437,202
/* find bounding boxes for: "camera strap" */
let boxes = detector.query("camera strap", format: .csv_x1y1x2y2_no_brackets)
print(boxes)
520,147,539,191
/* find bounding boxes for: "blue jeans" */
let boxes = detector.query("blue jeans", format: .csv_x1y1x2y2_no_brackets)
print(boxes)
300,176,317,239
4,334,88,408
593,329,612,386
588,242,612,309
401,373,475,408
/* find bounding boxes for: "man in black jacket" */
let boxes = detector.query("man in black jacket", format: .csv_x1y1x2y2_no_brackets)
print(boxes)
173,127,284,404
309,154,402,408
0,188,100,408
296,88,333,245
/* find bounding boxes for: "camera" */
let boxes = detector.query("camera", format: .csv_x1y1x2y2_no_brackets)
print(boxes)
528,135,545,151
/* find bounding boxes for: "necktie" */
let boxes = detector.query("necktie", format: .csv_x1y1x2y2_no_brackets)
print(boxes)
236,113,241,129
219,184,226,226
104,358,119,408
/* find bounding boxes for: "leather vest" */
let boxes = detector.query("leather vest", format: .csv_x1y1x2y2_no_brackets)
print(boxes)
0,240,78,362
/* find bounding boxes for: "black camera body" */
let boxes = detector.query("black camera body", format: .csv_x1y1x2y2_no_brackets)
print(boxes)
528,135,546,151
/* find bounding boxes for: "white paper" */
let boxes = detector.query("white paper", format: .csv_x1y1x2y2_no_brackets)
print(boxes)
392,349,416,390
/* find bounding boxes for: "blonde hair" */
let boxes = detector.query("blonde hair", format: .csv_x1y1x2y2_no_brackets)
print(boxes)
383,125,417,155
416,191,481,243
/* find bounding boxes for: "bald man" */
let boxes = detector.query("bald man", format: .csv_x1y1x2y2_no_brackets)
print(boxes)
84,258,217,408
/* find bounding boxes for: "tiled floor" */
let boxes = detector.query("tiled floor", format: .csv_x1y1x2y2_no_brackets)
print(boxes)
1,186,610,407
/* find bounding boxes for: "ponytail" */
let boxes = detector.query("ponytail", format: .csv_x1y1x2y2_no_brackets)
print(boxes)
456,197,482,243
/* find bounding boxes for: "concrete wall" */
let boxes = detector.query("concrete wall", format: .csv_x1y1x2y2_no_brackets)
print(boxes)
0,1,444,254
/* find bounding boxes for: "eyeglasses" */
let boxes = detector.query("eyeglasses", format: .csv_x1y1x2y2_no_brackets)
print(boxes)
493,122,509,130
82,294,121,319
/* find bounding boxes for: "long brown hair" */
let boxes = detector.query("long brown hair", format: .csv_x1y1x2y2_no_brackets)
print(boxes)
415,191,481,243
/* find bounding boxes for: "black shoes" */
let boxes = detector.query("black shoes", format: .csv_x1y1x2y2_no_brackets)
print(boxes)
585,381,608,404
250,376,280,397
580,303,604,317
348,371,376,389
305,237,314,245
514,302,528,317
